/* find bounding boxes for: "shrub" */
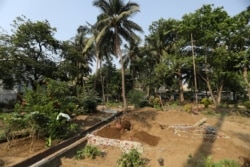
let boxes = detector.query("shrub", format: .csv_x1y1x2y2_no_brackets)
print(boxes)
3,111,77,147
201,97,212,108
184,104,193,113
75,145,103,159
243,101,250,109
204,156,240,167
148,96,161,109
139,100,152,108
80,98,97,113
78,89,98,113
188,154,240,167
148,96,155,104
128,90,145,108
10,79,81,145
4,112,29,133
14,79,77,115
116,149,146,167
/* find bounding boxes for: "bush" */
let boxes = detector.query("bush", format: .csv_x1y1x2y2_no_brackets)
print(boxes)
204,156,240,167
243,101,250,109
4,112,29,132
139,100,152,108
184,104,193,113
14,79,77,115
75,145,103,159
116,149,146,167
128,90,145,108
11,79,81,145
78,89,99,113
148,96,161,109
201,97,212,108
80,98,97,113
188,154,240,167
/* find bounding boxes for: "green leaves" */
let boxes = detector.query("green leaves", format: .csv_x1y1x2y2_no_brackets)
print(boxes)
75,145,103,160
116,149,146,167
5,16,61,90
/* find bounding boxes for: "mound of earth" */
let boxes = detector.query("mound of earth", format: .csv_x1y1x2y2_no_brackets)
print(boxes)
61,107,250,167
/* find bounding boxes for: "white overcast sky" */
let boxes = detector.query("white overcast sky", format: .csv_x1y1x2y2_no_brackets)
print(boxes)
0,0,249,41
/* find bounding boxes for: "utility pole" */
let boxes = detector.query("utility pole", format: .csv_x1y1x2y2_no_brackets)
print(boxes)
191,33,198,106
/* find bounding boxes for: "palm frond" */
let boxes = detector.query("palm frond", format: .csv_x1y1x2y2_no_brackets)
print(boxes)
82,36,95,54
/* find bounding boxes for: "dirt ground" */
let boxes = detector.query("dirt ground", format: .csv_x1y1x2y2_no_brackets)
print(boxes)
1,106,250,167
60,107,250,167
0,111,114,167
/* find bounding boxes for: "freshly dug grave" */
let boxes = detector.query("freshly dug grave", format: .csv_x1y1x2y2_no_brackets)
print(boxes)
60,107,250,167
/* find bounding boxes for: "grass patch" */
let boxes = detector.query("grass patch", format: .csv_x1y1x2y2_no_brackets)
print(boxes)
188,154,240,167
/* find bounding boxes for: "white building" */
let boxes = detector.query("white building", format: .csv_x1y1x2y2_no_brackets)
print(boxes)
0,80,18,103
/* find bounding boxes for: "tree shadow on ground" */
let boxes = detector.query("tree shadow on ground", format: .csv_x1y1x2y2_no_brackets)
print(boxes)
232,132,250,148
184,113,226,167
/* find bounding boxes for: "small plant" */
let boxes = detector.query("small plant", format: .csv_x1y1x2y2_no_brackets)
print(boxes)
75,145,103,160
45,136,52,147
204,155,240,167
148,96,161,109
116,149,146,167
188,154,240,167
202,108,216,116
184,104,193,113
243,101,250,109
201,97,212,108
128,90,145,108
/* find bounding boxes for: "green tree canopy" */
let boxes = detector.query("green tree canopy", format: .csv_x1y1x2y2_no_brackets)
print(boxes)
10,16,60,90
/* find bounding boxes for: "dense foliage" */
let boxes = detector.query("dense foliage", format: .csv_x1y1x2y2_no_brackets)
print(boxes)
2,79,100,146
0,2,250,143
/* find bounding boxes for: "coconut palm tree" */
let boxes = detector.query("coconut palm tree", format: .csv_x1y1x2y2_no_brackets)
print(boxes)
60,25,94,96
83,22,114,93
122,39,141,82
93,0,143,110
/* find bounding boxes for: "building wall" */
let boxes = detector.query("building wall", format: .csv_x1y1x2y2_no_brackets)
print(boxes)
0,80,18,103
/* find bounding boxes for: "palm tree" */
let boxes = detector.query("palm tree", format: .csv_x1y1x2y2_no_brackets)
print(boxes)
122,39,141,83
60,25,94,96
83,21,114,103
93,0,143,110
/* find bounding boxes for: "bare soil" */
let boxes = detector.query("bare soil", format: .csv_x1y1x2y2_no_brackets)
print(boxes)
1,106,250,167
0,111,114,167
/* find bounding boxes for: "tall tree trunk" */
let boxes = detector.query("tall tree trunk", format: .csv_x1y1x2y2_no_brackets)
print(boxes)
115,26,127,110
94,50,100,90
200,64,218,107
206,79,217,106
216,81,224,105
119,47,127,110
201,54,218,107
243,66,250,100
100,62,105,103
178,69,184,103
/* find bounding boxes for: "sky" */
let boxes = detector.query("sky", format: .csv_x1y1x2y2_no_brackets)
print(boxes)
0,0,250,42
